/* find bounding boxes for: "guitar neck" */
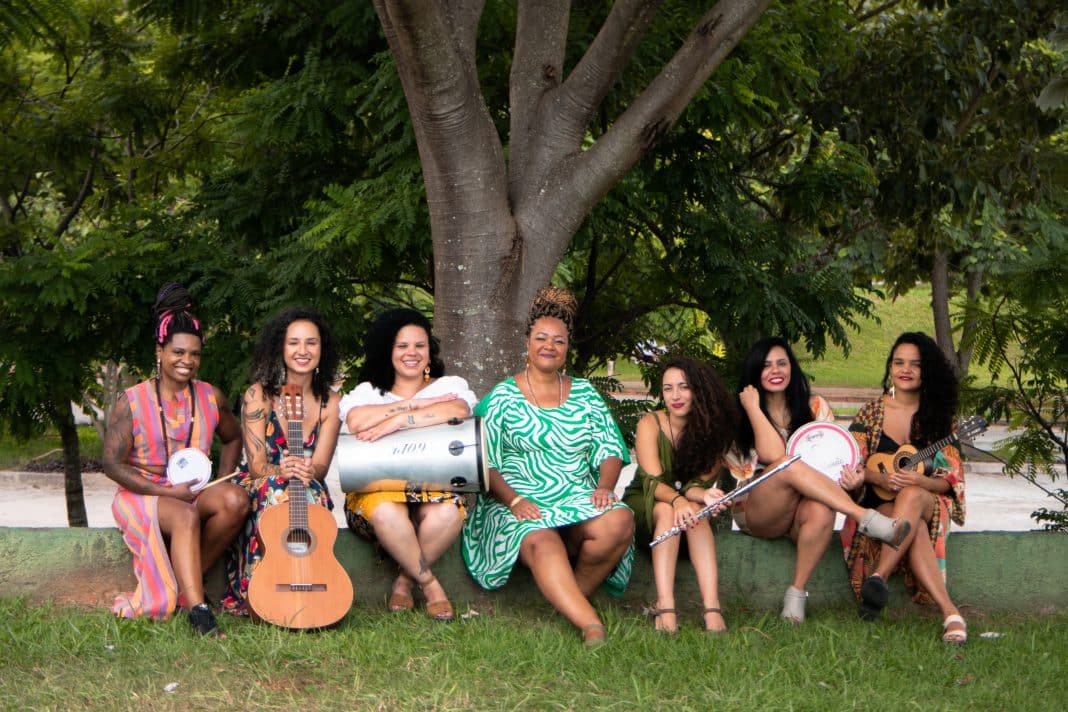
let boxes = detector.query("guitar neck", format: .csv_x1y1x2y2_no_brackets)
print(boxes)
285,417,307,520
906,433,955,468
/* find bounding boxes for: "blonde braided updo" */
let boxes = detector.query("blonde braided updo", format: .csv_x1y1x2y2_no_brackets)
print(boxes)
525,286,578,337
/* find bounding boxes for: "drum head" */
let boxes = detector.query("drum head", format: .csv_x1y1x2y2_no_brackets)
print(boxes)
785,422,860,483
167,448,212,491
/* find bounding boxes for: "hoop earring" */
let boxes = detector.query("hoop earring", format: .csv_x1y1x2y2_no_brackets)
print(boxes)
423,366,431,383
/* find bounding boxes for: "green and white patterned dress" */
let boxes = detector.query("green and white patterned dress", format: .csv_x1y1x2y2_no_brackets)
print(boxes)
461,377,634,594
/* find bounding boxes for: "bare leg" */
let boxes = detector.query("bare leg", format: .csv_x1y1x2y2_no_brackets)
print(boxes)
371,502,436,588
158,497,205,606
905,520,963,636
410,502,464,604
649,501,680,632
565,507,634,598
788,498,835,591
519,528,600,632
873,487,934,579
196,484,250,572
683,518,724,631
745,458,881,535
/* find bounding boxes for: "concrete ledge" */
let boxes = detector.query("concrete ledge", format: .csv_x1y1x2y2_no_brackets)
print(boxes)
2,526,1065,613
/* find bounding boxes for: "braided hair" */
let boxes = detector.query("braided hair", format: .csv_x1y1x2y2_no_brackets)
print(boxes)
525,286,578,336
153,283,202,346
250,306,340,403
881,332,959,445
662,356,737,480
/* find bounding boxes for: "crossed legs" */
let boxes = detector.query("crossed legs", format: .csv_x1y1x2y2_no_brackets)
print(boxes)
518,507,633,637
371,501,463,606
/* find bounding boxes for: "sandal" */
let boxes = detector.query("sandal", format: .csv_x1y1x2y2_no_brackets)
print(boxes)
859,574,889,622
781,586,808,623
942,614,968,645
420,576,454,622
188,603,223,638
644,605,678,635
582,623,607,648
387,591,415,613
702,607,727,634
858,510,911,550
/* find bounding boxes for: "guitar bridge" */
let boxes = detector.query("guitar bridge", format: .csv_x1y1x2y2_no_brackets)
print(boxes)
275,584,329,592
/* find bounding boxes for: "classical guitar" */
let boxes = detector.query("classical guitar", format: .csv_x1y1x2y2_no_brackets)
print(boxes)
248,384,353,629
867,415,987,501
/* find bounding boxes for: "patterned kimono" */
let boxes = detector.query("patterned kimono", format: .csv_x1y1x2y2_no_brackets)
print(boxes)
840,397,966,604
111,379,220,620
461,378,634,594
221,407,333,614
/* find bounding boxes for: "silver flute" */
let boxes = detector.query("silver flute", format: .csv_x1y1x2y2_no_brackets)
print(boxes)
649,454,801,547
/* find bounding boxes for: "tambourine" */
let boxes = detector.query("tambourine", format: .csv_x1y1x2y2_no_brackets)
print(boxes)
167,447,212,492
785,421,860,484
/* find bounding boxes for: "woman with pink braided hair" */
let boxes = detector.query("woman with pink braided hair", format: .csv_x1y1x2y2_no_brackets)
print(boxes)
102,283,247,637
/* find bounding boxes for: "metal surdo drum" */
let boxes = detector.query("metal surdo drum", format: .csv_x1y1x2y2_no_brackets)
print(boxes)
337,416,489,494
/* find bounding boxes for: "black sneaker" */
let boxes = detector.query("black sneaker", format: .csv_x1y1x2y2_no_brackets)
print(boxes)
188,603,222,636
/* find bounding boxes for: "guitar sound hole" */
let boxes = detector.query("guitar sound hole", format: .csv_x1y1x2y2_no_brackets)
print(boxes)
285,528,313,556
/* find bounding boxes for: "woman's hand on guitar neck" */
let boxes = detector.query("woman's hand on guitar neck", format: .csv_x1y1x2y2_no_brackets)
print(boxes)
280,451,318,485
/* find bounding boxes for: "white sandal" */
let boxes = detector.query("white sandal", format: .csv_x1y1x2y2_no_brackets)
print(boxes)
942,614,968,645
781,586,808,623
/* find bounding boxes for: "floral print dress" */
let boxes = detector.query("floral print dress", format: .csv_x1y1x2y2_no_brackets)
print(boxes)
221,408,333,614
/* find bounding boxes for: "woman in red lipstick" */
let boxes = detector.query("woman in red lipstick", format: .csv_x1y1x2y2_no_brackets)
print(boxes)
726,337,910,624
622,356,736,633
840,332,967,644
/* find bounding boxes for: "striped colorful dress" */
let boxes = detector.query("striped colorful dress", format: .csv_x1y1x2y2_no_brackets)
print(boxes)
461,377,634,594
111,379,219,620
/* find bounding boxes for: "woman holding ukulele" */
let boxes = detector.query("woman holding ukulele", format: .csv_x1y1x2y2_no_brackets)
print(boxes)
623,356,736,634
841,332,967,644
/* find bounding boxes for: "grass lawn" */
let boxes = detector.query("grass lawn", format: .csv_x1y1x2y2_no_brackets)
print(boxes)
0,426,102,470
1,599,1064,710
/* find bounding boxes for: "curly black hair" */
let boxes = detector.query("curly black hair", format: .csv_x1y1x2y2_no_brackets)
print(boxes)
153,282,202,345
660,356,737,480
881,332,959,445
359,308,445,395
250,306,339,403
735,337,814,455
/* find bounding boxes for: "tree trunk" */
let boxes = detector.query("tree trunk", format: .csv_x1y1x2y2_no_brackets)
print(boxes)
374,0,772,394
53,400,88,527
956,266,983,377
930,248,960,375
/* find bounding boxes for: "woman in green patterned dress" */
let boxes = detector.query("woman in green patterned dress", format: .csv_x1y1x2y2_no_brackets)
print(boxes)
461,287,635,646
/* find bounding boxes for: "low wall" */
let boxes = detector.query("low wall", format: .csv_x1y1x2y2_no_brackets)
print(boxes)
1,526,1065,614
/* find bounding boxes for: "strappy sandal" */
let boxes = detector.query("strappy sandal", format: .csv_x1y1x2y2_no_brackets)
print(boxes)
858,510,911,549
188,603,223,638
387,591,414,613
859,574,889,622
582,623,607,648
942,614,968,645
643,605,678,635
419,576,454,622
702,607,727,634
781,586,808,623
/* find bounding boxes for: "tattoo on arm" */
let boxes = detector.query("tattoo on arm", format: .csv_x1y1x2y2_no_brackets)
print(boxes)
406,415,416,426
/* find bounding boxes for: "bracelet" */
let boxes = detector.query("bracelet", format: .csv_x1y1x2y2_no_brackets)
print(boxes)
670,494,684,506
508,495,523,508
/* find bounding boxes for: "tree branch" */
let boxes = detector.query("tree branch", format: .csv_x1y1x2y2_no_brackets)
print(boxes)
509,0,570,185
53,141,98,239
553,0,772,229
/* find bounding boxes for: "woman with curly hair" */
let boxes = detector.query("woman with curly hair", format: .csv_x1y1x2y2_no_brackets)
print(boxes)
462,287,634,646
623,356,736,634
840,332,967,644
220,307,342,614
103,283,247,636
726,337,910,624
340,308,477,622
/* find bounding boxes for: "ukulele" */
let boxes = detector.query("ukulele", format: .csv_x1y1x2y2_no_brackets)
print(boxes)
248,384,353,629
866,415,987,500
